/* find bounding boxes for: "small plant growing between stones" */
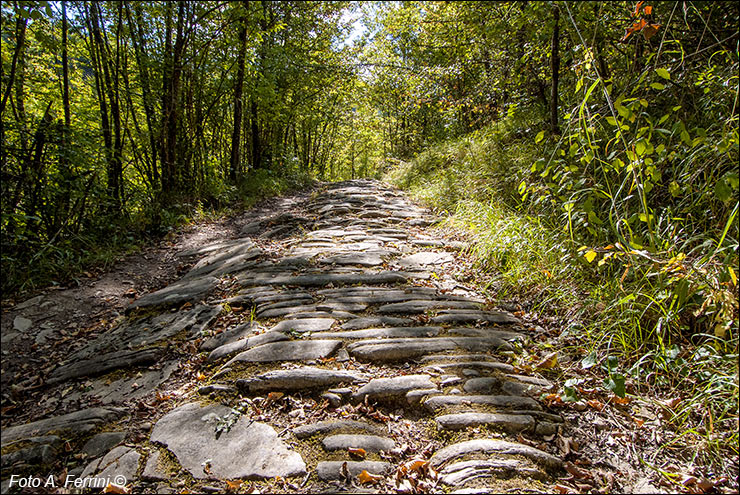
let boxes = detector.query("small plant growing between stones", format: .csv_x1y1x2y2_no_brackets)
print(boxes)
215,398,253,438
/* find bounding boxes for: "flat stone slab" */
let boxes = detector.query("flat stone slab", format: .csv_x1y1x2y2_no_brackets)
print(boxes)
258,304,317,318
2,407,125,446
237,367,367,393
208,331,290,362
423,395,542,413
424,361,515,374
237,271,408,288
82,432,126,459
14,316,33,332
440,459,545,486
398,252,454,268
81,445,141,482
224,340,342,365
352,375,436,403
317,461,391,481
1,439,58,467
311,326,441,340
378,300,481,314
435,412,535,432
150,402,306,479
128,276,218,310
68,362,178,405
340,316,412,330
348,337,511,362
201,322,259,352
70,304,221,362
429,439,562,471
48,348,163,384
270,318,336,333
142,450,168,481
448,327,524,340
431,310,519,325
322,434,394,453
320,253,385,267
293,420,382,439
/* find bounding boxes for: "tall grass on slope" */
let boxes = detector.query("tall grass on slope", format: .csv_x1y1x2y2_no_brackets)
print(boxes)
385,123,738,477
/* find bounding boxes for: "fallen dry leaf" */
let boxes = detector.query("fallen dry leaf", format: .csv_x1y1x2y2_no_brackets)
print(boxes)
587,399,604,411
103,484,129,494
535,352,558,370
225,480,242,492
564,461,592,480
195,372,207,381
357,469,384,484
553,484,576,494
348,447,367,459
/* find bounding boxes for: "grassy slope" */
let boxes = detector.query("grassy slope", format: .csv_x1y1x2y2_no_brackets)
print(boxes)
384,118,739,487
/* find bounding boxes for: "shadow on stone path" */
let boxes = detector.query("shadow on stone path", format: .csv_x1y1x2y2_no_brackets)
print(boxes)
1,180,564,493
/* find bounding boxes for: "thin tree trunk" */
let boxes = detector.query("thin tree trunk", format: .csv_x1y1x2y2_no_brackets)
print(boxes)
229,1,249,182
549,4,561,134
0,6,27,118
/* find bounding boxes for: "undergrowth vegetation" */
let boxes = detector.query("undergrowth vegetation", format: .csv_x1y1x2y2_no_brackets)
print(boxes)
386,105,738,476
1,166,313,295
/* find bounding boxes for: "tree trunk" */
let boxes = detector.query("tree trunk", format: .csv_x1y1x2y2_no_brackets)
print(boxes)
0,7,27,118
229,1,249,182
549,4,560,134
126,1,159,188
250,98,261,168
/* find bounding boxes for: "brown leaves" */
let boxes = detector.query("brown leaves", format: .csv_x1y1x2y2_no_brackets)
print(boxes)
535,351,559,370
225,480,243,492
348,447,366,459
357,469,384,485
394,458,438,493
621,3,660,42
103,484,129,494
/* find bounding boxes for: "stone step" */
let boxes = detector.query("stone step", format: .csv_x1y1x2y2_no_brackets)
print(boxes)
322,434,395,453
316,461,391,481
429,439,562,472
352,375,436,403
310,326,441,340
422,394,542,413
435,412,535,432
150,403,306,480
237,271,408,288
236,367,367,393
347,337,512,362
293,420,382,439
377,300,482,314
223,339,342,365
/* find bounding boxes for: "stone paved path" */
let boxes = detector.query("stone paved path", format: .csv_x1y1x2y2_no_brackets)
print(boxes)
1,180,564,493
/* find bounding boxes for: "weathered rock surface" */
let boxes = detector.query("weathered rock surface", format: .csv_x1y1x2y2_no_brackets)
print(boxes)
237,367,367,393
352,375,436,403
435,412,535,432
429,439,562,471
2,408,125,446
224,339,342,365
128,276,218,310
348,337,511,362
316,461,391,481
423,394,541,413
321,434,395,453
293,420,382,439
150,402,306,479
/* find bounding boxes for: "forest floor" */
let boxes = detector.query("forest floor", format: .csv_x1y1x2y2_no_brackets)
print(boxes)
1,180,735,494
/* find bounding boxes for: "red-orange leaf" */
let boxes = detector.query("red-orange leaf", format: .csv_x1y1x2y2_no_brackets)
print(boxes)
621,19,647,42
644,5,653,15
348,447,367,459
633,1,644,18
357,470,384,484
103,484,129,494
